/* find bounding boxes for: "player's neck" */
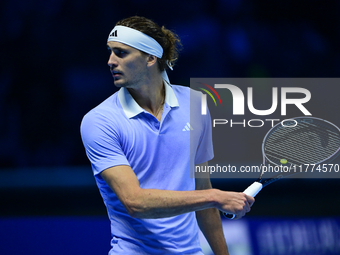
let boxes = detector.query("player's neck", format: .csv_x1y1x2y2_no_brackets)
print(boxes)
127,74,165,116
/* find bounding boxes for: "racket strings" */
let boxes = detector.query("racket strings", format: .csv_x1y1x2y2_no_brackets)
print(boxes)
269,121,340,144
266,139,340,164
265,135,340,165
270,122,340,144
268,124,340,154
267,130,339,158
266,146,330,166
264,120,340,165
267,146,330,166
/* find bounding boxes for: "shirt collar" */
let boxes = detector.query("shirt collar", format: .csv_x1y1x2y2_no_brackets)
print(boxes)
118,82,179,119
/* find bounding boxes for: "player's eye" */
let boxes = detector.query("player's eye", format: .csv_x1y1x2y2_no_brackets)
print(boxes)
106,47,128,58
114,49,127,58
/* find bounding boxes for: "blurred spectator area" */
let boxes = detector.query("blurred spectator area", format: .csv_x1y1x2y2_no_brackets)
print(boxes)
1,0,340,169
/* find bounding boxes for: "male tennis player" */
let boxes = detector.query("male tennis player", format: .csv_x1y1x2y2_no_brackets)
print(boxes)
81,16,254,255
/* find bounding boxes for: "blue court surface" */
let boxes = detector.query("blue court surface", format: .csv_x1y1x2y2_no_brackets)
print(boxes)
1,216,339,255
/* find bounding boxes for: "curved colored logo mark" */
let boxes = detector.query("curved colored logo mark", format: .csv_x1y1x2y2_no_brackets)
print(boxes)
199,83,222,106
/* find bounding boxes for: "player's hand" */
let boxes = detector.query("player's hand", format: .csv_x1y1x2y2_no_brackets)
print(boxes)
218,191,255,220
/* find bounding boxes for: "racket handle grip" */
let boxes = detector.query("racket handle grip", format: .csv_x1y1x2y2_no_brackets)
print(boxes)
243,181,263,197
223,181,263,219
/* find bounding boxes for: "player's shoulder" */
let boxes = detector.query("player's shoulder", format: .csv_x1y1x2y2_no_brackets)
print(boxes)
171,84,202,101
81,92,121,127
171,84,198,93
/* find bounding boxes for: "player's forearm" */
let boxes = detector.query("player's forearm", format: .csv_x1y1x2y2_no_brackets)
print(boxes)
124,188,220,218
196,208,229,255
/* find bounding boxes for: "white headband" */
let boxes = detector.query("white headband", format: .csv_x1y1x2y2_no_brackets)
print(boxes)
108,25,163,58
107,25,172,84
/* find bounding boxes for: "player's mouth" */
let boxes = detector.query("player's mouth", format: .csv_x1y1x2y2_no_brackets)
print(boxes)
111,70,123,78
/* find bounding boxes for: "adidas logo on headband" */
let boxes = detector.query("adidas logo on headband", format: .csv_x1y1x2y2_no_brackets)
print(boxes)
110,30,117,37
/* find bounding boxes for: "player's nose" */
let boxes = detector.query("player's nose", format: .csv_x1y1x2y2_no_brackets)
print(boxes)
108,52,118,67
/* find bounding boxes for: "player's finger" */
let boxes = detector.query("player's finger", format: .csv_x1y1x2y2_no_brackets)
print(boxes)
245,194,255,207
245,201,251,213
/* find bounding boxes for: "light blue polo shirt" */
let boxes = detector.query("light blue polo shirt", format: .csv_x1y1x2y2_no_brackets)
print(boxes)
81,83,213,254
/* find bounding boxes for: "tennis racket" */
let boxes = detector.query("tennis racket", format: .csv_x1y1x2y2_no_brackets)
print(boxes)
224,116,340,219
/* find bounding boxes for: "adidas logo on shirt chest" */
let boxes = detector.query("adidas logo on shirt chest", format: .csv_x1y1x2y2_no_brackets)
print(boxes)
182,122,193,131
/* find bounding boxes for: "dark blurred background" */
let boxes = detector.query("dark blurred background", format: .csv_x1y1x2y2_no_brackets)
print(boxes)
1,0,340,254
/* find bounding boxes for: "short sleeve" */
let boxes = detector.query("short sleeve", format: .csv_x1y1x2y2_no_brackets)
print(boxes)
80,111,130,176
194,106,214,164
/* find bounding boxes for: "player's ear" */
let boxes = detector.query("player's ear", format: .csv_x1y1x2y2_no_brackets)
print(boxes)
146,55,158,67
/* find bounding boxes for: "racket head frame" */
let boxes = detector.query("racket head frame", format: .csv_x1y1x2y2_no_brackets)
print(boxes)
259,116,340,186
